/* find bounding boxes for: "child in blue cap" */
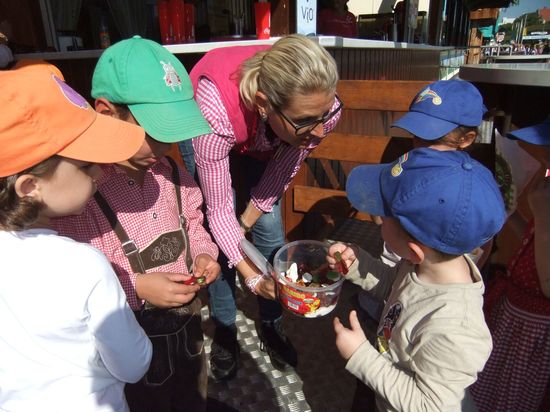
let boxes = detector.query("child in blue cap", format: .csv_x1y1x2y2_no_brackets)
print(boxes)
393,79,486,151
358,80,490,320
471,117,550,412
330,148,506,411
384,79,488,261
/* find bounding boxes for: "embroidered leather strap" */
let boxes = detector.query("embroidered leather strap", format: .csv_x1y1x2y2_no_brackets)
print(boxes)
165,156,194,274
94,190,146,274
94,156,193,274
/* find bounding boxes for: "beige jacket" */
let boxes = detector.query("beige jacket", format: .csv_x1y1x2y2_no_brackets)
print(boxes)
345,249,491,412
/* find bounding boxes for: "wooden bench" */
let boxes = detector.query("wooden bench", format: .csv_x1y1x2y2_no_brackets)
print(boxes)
283,79,432,243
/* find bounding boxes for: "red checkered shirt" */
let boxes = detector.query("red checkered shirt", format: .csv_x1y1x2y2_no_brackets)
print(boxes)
193,78,341,268
52,158,218,310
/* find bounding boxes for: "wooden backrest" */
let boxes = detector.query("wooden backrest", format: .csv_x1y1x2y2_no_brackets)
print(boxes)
284,80,432,241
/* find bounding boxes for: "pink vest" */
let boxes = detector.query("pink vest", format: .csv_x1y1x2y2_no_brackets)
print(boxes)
190,45,270,153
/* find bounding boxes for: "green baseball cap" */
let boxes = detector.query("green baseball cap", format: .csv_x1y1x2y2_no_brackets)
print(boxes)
92,36,211,143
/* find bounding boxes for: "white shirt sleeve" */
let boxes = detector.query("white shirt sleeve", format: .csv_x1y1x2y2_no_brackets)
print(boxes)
85,248,152,383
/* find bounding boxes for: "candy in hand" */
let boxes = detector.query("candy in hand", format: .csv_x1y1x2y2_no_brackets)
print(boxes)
183,275,206,286
334,251,348,275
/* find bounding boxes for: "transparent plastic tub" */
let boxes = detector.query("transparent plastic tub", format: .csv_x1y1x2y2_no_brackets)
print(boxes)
273,240,344,318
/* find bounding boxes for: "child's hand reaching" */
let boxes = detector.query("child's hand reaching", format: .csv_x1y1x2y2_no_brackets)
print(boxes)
333,310,367,360
193,253,221,285
327,243,356,274
136,272,200,308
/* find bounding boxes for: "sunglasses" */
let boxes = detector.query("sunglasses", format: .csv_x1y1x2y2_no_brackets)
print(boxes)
274,95,343,137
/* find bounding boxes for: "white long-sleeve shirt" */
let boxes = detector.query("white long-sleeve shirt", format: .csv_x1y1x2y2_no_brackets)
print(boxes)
0,229,152,412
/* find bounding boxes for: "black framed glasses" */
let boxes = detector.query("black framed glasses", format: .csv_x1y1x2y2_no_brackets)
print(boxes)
275,95,343,137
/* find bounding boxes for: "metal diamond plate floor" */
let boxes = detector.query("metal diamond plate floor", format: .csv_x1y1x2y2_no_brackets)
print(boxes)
202,221,383,412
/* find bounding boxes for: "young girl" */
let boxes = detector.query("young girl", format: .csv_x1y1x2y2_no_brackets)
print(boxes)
470,117,550,412
0,65,151,411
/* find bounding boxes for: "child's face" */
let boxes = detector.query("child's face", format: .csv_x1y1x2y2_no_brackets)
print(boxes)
38,158,101,218
412,128,476,151
379,217,413,260
128,135,171,169
118,111,171,169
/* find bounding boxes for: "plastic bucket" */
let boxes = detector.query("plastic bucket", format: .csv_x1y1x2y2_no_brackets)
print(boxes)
273,240,344,318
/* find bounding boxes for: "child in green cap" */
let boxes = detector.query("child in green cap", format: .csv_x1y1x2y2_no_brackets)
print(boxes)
52,36,220,412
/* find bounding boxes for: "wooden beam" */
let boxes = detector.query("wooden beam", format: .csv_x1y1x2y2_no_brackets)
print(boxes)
293,186,372,221
337,80,431,112
310,133,393,163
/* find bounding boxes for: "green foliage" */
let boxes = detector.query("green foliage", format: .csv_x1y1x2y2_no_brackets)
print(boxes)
513,12,543,26
498,22,513,33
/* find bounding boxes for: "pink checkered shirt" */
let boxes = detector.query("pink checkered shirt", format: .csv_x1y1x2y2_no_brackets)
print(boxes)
193,78,341,268
52,158,218,310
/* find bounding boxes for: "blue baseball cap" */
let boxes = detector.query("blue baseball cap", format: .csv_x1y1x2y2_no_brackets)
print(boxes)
507,117,550,146
346,148,506,255
392,80,487,140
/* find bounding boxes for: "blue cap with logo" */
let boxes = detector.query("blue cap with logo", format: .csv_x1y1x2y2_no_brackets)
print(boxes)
507,117,550,146
392,80,487,140
346,148,505,255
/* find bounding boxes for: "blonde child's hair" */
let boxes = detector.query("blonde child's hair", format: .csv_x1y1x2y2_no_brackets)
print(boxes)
239,34,339,110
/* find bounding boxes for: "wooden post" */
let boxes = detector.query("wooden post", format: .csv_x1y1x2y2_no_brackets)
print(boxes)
271,0,291,36
467,27,483,64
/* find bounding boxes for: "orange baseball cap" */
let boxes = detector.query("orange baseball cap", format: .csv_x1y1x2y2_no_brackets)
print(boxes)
0,65,145,177
13,59,65,80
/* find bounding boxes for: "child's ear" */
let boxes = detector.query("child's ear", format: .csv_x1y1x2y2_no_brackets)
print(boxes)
407,241,424,264
94,98,117,117
14,174,40,200
458,130,477,149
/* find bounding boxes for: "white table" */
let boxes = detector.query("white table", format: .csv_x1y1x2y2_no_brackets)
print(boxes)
485,54,550,64
459,63,550,87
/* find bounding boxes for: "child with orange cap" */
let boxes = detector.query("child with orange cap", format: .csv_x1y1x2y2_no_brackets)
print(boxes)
0,65,151,410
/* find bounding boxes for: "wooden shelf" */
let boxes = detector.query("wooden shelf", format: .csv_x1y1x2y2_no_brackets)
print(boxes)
470,8,500,20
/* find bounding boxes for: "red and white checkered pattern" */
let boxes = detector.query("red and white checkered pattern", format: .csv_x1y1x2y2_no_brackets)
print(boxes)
470,296,550,411
193,78,340,267
52,158,218,310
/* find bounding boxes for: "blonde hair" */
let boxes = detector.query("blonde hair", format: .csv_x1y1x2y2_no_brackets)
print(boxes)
239,34,339,110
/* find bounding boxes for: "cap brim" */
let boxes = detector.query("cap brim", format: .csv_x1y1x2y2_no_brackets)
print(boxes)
346,164,388,217
507,119,550,146
392,111,458,141
58,112,145,163
129,99,212,143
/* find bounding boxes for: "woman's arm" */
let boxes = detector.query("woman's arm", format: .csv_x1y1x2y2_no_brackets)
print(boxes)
193,78,276,298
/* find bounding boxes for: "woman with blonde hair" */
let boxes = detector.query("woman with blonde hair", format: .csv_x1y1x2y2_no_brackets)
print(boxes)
180,34,342,381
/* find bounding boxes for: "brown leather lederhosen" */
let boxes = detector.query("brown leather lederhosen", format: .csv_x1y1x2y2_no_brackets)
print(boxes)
94,157,204,389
